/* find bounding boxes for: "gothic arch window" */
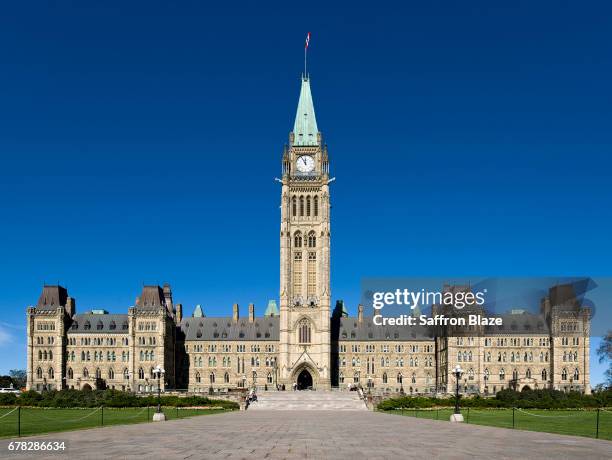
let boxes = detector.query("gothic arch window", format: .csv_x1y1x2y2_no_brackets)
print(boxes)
38,350,42,360
307,231,316,248
353,372,360,383
561,368,568,380
339,372,344,384
109,368,115,379
267,372,273,384
306,196,311,216
36,367,43,379
96,368,102,379
123,368,129,380
209,372,215,384
48,368,54,379
68,368,74,379
383,372,388,384
526,368,531,379
299,196,304,216
397,373,403,384
499,368,505,380
298,318,312,344
83,368,89,378
292,196,297,217
541,369,547,381
195,372,201,383
512,369,518,380
314,196,318,216
224,372,230,384
138,368,144,379
294,231,302,248
573,368,580,380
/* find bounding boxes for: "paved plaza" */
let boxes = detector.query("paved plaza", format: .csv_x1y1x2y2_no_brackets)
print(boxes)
1,410,610,459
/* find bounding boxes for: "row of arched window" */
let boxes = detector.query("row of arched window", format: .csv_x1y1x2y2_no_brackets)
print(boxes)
38,350,53,360
194,372,274,385
291,195,319,218
293,231,316,248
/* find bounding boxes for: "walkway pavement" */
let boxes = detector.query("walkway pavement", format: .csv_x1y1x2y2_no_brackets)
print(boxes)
1,410,610,459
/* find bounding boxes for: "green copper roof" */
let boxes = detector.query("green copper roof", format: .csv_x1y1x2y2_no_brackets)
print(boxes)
264,299,279,317
193,304,204,318
292,76,319,146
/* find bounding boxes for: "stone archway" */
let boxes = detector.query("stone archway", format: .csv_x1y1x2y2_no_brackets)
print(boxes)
297,369,313,390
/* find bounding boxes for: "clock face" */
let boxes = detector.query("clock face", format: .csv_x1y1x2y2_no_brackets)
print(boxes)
296,155,315,173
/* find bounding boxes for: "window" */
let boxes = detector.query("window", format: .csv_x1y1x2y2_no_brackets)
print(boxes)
397,373,403,384
209,372,215,384
96,368,102,379
541,369,547,381
573,368,580,380
353,372,360,383
499,369,505,380
339,372,344,384
109,368,115,379
224,372,230,384
124,368,129,380
294,231,302,248
36,367,43,379
307,252,316,298
526,368,531,379
306,196,311,216
196,372,201,383
299,196,304,216
383,372,388,384
314,196,318,216
561,368,568,380
68,368,74,379
267,372,273,384
292,196,297,217
83,368,89,378
298,319,311,344
307,231,316,248
138,368,145,379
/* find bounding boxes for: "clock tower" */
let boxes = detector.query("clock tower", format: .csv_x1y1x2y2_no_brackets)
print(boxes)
278,75,331,389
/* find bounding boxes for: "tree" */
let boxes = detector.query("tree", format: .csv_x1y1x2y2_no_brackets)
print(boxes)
0,375,12,387
9,369,26,389
596,331,612,387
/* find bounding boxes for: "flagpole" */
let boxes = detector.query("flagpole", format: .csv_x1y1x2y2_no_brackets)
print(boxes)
304,44,307,78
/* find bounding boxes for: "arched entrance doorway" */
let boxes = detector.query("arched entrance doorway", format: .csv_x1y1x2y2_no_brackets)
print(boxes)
297,369,313,390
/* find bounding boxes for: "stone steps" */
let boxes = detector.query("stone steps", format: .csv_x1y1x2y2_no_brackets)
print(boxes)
247,391,368,411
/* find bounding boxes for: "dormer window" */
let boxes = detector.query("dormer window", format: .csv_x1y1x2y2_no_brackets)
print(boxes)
84,321,91,330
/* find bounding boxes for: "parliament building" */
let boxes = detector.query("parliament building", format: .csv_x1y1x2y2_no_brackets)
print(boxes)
26,75,591,396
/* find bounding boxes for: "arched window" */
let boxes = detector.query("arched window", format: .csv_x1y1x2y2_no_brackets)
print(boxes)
314,196,318,216
123,368,129,380
299,196,304,216
298,319,311,344
499,369,505,380
43,350,48,360
267,372,273,384
292,196,297,217
512,369,518,380
411,373,416,384
68,368,74,379
38,350,42,360
468,368,474,380
339,372,344,384
138,368,144,379
382,372,388,384
307,231,316,248
96,368,102,379
306,196,311,216
353,372,360,383
108,368,115,379
83,368,89,378
561,368,568,380
526,368,531,379
573,368,580,380
209,372,215,384
294,231,302,248
36,367,43,379
396,373,403,384
48,368,54,379
541,369,547,381
224,372,230,383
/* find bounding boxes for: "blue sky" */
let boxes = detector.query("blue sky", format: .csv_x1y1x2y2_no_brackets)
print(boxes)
0,2,610,383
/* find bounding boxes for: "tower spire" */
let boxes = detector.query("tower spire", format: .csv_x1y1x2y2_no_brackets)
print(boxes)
292,76,318,146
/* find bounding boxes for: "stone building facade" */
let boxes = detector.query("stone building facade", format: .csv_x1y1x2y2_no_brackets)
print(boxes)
26,75,591,395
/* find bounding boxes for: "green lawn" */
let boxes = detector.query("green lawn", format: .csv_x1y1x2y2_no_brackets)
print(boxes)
0,407,232,438
387,408,612,440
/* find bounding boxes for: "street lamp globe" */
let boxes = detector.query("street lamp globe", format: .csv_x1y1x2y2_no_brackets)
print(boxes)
152,365,166,422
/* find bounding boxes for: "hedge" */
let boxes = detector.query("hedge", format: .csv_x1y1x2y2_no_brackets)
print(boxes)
377,388,612,411
0,389,239,410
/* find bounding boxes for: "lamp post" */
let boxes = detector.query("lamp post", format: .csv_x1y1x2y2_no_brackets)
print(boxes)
152,365,166,422
450,365,464,422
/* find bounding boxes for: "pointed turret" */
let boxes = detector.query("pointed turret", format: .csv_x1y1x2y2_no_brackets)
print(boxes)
292,76,319,146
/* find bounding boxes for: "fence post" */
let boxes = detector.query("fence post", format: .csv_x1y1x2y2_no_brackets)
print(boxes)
512,407,515,429
17,406,21,437
596,409,600,439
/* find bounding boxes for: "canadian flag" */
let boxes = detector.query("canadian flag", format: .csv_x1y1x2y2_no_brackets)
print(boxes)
305,32,311,49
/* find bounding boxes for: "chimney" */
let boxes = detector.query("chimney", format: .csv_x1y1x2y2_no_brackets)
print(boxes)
176,303,183,323
233,303,239,322
249,303,255,323
163,283,173,312
65,297,76,317
358,304,364,324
